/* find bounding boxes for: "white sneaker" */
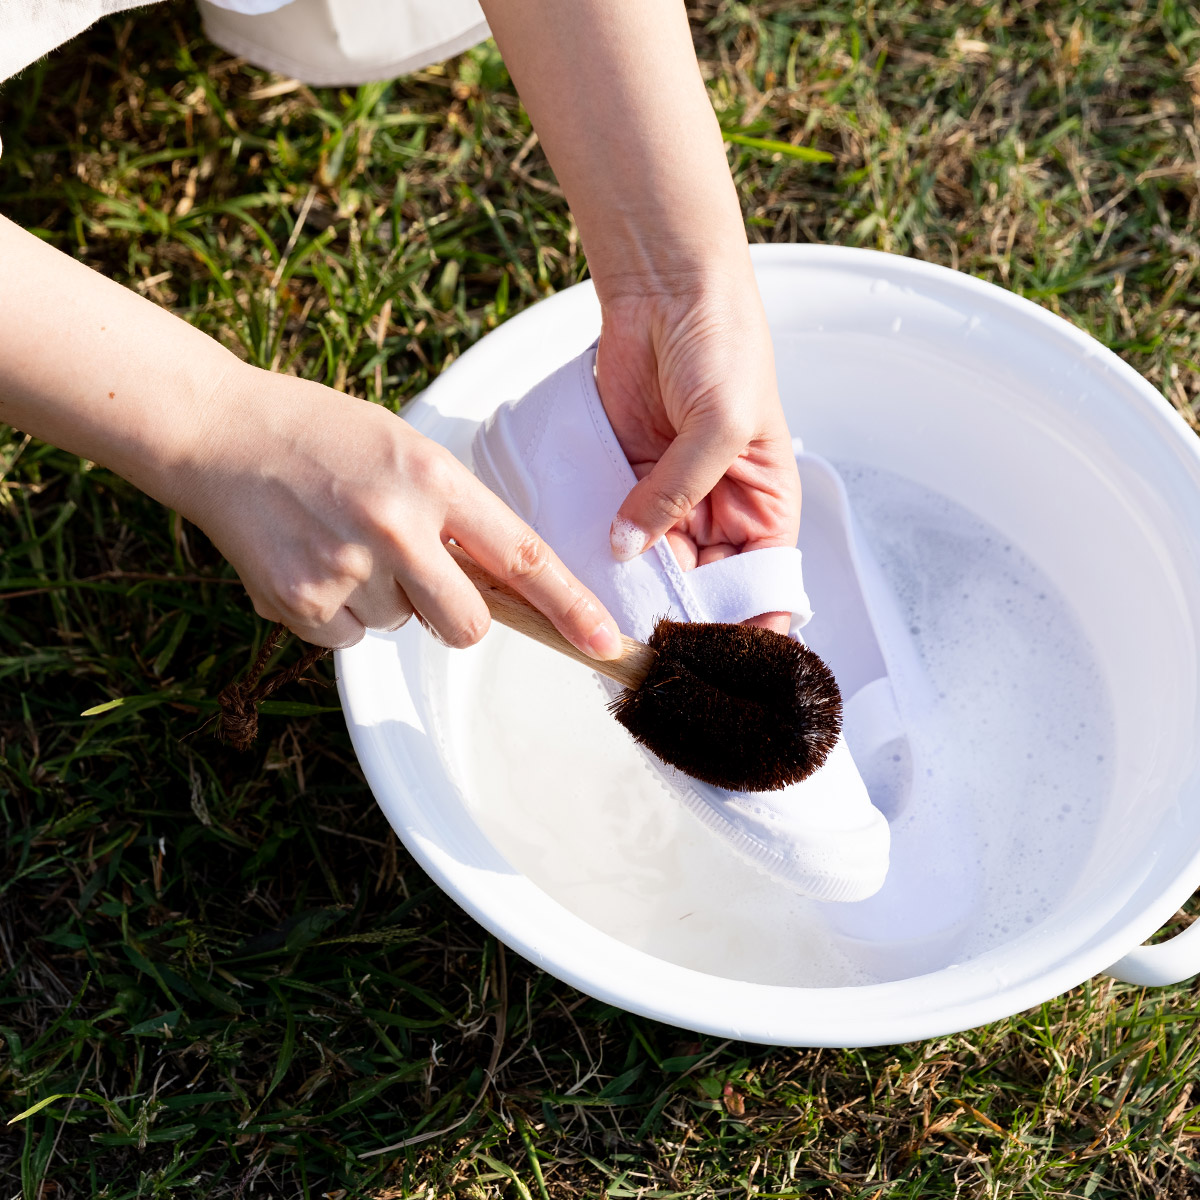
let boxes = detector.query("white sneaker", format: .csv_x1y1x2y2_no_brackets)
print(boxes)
472,345,891,901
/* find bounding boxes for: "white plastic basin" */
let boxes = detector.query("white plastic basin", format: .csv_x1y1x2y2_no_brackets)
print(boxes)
337,245,1200,1046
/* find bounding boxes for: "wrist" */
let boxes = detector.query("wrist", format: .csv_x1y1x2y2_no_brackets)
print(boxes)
120,351,246,512
582,195,755,309
477,0,754,309
595,255,768,345
139,354,266,522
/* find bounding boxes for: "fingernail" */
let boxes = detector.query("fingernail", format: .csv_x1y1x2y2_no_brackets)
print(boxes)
610,516,648,562
587,621,623,660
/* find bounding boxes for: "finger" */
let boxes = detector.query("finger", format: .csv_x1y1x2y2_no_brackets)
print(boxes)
397,539,493,649
246,582,369,649
348,578,415,632
744,610,793,636
400,542,492,649
610,417,744,561
696,542,737,566
448,489,623,661
284,606,368,650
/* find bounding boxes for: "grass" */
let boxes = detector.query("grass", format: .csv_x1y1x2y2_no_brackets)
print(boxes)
2,0,1200,1196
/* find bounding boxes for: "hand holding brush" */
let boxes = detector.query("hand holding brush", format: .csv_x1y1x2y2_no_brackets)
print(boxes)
445,545,842,793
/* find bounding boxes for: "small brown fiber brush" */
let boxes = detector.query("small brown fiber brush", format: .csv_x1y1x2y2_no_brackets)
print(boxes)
447,545,843,793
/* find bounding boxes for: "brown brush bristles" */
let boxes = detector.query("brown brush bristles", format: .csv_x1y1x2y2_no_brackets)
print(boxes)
608,619,843,793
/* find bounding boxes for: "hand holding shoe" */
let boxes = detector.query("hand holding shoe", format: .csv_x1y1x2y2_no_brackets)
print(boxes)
596,278,802,636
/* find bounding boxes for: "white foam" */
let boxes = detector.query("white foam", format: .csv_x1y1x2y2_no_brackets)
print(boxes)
439,464,1115,988
824,464,1113,979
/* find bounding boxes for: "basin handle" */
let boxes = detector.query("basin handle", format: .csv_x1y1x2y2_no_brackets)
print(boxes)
1104,916,1200,986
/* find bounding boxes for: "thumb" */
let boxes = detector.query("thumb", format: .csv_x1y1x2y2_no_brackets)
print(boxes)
610,418,740,561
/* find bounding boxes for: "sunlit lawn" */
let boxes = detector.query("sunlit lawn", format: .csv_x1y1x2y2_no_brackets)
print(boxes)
2,2,1200,1196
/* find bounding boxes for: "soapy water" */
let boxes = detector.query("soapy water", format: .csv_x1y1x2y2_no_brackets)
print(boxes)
824,465,1112,981
446,464,1114,987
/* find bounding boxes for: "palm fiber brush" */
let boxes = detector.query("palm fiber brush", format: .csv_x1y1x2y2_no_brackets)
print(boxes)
447,545,843,793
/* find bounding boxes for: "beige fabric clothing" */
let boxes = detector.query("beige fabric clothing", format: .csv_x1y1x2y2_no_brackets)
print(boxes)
199,0,489,87
3,0,149,81
0,0,290,82
0,0,489,86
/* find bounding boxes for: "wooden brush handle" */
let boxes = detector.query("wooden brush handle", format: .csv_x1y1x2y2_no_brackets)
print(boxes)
446,543,654,690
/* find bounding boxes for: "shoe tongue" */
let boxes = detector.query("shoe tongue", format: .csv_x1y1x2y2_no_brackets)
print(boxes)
676,546,813,628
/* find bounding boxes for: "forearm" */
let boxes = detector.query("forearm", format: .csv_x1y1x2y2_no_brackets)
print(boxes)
478,0,751,298
0,214,238,509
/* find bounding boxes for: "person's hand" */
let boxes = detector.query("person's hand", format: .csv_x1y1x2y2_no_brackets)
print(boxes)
595,277,802,634
476,0,801,637
175,364,626,654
